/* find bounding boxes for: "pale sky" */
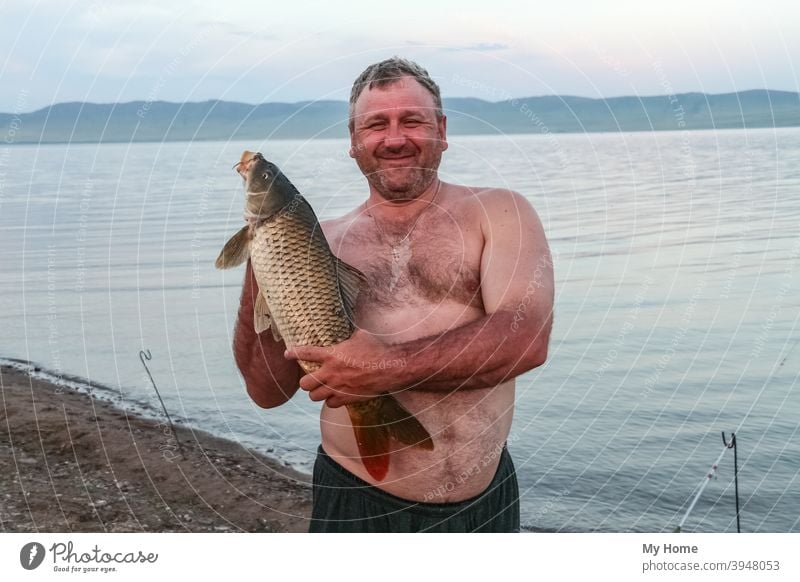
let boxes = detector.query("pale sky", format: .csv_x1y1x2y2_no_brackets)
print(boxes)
1,0,798,112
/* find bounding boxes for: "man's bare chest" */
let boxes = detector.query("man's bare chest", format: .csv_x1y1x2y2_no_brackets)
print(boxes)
332,216,485,311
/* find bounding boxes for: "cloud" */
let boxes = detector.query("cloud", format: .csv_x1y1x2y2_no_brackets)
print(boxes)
196,21,278,42
442,42,510,53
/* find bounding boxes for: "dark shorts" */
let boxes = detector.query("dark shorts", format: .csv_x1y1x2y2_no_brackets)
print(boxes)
309,444,520,532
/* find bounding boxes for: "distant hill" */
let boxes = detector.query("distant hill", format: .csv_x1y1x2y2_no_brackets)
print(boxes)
2,90,799,144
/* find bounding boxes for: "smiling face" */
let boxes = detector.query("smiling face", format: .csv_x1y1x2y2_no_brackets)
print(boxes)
349,76,448,201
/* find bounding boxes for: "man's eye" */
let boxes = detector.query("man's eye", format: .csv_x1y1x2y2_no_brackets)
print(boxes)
404,120,422,127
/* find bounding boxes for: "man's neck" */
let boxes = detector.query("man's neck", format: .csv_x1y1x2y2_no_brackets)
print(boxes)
365,179,442,223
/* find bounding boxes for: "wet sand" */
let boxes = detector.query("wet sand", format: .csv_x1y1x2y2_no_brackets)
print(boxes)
0,363,312,532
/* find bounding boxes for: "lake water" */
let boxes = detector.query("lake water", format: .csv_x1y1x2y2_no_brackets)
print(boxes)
1,129,798,532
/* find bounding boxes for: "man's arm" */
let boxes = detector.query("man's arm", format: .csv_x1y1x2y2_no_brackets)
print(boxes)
234,260,302,408
288,189,554,407
393,188,553,391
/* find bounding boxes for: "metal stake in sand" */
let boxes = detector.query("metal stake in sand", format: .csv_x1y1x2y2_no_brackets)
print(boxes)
139,349,186,460
674,433,741,533
722,432,741,533
674,336,797,533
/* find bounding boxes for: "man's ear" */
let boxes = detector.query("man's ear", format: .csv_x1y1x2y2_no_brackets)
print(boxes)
439,114,448,152
348,131,357,158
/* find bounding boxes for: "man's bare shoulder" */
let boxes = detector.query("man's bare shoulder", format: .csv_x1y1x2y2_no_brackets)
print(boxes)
468,185,531,205
319,206,364,247
453,185,537,224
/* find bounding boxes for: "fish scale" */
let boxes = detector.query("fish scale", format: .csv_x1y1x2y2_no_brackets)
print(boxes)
216,151,434,481
250,199,351,372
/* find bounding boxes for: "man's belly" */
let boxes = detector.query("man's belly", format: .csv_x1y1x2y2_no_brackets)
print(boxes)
320,380,515,502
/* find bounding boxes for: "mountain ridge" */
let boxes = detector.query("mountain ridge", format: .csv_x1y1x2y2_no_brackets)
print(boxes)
2,89,798,144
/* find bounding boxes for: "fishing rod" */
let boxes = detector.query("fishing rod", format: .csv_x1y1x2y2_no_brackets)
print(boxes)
674,336,798,533
674,433,739,533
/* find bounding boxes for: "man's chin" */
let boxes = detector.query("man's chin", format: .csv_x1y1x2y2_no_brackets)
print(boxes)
377,181,420,200
373,169,424,194
378,164,416,176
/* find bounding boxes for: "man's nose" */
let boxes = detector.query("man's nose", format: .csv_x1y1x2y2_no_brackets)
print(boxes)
383,123,407,148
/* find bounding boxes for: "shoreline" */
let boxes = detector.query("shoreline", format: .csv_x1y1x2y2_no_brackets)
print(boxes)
5,124,800,147
0,361,312,532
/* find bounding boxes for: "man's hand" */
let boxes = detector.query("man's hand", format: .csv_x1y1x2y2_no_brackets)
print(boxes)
285,330,400,408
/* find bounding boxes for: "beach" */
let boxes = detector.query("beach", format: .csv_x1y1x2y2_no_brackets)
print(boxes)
0,363,312,533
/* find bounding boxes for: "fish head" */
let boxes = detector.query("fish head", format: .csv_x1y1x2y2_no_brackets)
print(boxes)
235,151,278,189
235,151,297,220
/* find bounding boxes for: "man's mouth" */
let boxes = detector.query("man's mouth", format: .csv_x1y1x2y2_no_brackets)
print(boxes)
378,154,415,162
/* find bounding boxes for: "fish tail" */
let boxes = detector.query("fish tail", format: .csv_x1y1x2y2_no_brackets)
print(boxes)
347,395,434,481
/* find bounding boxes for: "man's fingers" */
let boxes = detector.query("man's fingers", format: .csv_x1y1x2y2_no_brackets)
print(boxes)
325,395,346,408
285,345,331,362
305,383,355,407
298,373,324,391
309,386,333,402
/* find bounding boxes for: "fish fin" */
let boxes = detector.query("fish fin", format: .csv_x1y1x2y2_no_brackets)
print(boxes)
347,404,391,481
269,324,282,342
215,226,252,269
377,394,435,451
254,291,281,340
335,258,367,322
346,395,434,481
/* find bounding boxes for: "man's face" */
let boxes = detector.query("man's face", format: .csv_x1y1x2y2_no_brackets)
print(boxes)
349,76,448,201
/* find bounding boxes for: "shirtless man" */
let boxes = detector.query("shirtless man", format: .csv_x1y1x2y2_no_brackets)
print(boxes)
234,57,554,532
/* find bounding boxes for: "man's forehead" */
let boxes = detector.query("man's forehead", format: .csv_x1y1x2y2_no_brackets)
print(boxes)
353,77,437,116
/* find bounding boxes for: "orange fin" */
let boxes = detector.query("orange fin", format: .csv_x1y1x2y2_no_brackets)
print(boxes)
350,420,391,481
346,395,434,481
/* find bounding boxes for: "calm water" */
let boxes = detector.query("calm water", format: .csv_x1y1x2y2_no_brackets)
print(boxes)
1,129,798,532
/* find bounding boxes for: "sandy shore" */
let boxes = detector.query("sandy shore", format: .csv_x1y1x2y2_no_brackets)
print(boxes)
0,362,312,532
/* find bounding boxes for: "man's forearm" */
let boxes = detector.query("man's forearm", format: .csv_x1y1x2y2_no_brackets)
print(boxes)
390,310,550,393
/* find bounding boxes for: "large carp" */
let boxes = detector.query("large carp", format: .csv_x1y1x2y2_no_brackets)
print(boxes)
216,151,433,481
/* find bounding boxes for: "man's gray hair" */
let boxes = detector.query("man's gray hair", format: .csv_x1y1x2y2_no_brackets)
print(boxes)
348,57,443,131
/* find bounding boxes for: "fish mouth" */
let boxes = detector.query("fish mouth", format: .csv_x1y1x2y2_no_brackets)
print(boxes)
233,151,265,176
